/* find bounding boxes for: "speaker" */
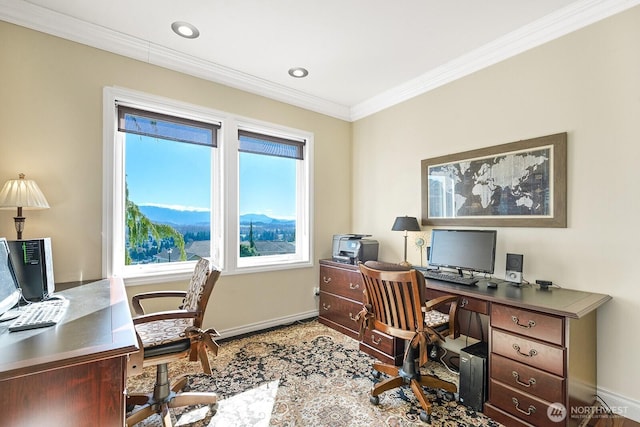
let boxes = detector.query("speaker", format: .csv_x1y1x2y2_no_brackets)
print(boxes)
505,253,523,284
459,341,488,412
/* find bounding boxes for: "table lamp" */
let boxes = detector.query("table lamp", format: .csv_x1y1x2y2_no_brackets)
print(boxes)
0,173,50,239
391,216,421,266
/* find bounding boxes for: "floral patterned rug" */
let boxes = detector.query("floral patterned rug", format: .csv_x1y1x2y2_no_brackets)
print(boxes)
126,319,503,427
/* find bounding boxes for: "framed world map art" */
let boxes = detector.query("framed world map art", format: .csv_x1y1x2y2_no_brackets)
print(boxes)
421,133,567,228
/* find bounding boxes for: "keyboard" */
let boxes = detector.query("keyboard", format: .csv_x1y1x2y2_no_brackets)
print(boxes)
418,269,479,286
8,298,70,332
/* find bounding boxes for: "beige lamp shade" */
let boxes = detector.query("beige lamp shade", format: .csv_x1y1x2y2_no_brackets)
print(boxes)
0,173,50,209
0,173,49,239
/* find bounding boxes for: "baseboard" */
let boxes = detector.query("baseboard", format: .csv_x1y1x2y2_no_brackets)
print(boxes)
217,309,319,341
596,386,640,423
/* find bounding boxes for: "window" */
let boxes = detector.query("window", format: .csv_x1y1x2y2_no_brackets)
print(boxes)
103,87,313,284
119,106,218,268
237,129,308,268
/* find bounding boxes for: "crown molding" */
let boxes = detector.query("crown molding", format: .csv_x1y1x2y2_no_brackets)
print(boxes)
2,0,639,122
350,0,640,121
0,0,352,121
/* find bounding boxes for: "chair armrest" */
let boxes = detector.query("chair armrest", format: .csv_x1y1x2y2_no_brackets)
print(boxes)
424,294,458,310
424,295,460,339
132,309,197,325
131,291,188,315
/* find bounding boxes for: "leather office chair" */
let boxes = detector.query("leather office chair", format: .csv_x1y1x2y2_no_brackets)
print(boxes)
126,258,221,427
357,261,460,423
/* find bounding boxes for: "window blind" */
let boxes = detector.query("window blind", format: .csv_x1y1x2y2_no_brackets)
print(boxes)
117,105,220,147
238,130,305,160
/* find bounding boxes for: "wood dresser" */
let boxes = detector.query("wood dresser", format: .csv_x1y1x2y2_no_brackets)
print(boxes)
318,259,403,365
0,278,138,427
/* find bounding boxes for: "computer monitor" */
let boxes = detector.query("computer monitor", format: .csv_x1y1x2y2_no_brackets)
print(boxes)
0,237,22,317
429,229,497,275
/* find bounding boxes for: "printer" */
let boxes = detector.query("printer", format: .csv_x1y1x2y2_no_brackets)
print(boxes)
332,234,379,265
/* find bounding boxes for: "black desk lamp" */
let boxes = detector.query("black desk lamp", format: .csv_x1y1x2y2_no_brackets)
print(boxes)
392,216,421,266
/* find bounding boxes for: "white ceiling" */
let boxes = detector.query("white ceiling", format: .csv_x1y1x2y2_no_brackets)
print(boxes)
1,0,638,120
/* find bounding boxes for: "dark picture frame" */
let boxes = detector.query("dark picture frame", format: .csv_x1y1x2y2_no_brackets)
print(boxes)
421,133,567,228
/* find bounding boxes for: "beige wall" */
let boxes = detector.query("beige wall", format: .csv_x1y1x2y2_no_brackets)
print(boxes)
2,3,639,414
352,6,640,406
0,22,352,333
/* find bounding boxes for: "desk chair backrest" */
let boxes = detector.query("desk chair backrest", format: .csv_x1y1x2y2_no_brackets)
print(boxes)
359,263,425,342
181,257,220,327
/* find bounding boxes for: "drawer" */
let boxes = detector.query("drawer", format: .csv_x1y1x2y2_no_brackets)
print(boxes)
490,379,559,427
490,353,564,403
425,289,488,315
359,339,404,366
491,329,564,376
318,291,361,334
459,295,489,315
483,403,537,427
319,265,364,302
361,328,398,356
491,304,564,346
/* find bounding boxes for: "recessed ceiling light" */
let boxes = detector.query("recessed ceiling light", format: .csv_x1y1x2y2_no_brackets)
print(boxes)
171,21,200,39
288,67,309,78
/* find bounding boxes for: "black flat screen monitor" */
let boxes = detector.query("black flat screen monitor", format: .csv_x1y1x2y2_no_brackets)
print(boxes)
429,229,497,274
0,237,21,316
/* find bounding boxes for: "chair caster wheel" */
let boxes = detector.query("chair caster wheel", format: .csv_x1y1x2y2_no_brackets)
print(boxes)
419,410,431,423
444,391,455,401
371,369,381,378
370,395,380,405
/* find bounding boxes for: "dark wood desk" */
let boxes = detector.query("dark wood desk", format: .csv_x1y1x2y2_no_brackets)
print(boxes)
424,278,611,427
0,278,138,427
317,259,612,426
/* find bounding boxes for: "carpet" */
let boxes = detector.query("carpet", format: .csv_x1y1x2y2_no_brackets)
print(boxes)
126,319,503,427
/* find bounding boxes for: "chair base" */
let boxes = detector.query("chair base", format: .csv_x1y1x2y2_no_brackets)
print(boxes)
126,364,217,427
370,360,457,423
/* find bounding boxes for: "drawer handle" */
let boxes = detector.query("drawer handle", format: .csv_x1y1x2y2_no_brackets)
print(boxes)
512,397,536,416
323,276,332,284
512,344,538,358
322,303,331,311
460,298,469,308
349,282,360,290
371,335,382,345
511,315,536,329
512,371,536,387
349,312,357,321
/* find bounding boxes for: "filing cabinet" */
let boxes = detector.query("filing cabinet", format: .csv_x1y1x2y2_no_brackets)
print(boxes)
318,259,403,365
485,303,595,427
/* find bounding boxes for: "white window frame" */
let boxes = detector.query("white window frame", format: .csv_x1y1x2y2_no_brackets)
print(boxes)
234,120,312,272
102,87,313,285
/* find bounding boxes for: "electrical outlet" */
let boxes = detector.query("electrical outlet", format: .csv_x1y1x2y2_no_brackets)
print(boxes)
313,286,320,296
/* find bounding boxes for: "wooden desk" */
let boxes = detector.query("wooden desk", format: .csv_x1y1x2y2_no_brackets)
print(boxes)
0,278,138,427
424,278,611,427
317,259,612,426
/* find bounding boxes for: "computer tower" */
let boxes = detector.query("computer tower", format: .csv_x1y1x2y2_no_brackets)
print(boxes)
459,341,488,412
7,238,55,301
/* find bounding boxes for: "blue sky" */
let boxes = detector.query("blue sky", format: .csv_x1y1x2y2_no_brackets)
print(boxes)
126,135,296,219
